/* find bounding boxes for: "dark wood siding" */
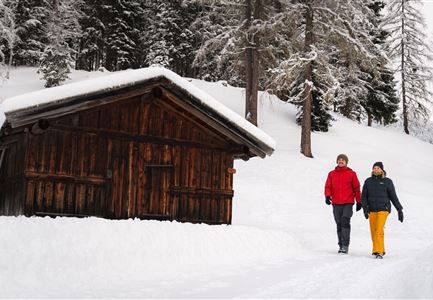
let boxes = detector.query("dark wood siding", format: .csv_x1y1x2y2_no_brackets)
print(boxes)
10,90,237,224
0,134,26,216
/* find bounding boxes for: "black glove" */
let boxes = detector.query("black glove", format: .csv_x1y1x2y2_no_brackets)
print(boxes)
363,209,369,219
325,196,332,205
356,203,362,211
398,210,404,223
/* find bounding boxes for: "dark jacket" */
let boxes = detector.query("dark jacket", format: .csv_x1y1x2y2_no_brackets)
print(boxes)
325,166,361,204
362,174,403,213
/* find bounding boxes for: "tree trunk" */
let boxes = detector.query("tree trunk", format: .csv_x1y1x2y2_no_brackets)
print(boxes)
300,1,314,158
367,113,372,126
245,0,259,126
401,0,409,134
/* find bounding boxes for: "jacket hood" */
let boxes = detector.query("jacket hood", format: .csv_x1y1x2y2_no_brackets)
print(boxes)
335,166,352,171
371,170,387,178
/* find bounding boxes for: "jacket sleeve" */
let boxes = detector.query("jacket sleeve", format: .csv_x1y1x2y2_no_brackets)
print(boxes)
361,180,368,211
325,172,332,197
387,179,403,211
352,172,361,203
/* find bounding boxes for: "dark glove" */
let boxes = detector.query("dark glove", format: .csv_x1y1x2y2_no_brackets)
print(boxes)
363,209,369,219
398,210,404,223
325,196,332,205
356,203,362,211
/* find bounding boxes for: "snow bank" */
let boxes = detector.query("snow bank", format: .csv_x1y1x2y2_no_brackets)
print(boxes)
0,216,299,298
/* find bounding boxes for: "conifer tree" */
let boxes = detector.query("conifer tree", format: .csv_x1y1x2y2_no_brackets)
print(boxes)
0,0,16,79
384,0,433,134
38,0,82,87
12,0,49,66
77,0,144,71
144,0,199,76
75,1,104,71
266,0,378,157
39,46,71,87
362,1,399,126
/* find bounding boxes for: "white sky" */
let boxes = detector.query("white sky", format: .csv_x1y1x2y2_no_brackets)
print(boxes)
422,1,433,36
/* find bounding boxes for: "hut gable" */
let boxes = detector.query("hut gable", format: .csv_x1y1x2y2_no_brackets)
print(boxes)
0,68,275,224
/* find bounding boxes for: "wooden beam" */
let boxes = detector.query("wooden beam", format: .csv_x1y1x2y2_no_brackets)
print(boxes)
25,171,107,186
49,124,228,151
170,186,234,197
6,83,160,128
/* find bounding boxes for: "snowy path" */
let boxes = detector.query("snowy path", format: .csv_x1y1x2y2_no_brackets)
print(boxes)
1,216,431,298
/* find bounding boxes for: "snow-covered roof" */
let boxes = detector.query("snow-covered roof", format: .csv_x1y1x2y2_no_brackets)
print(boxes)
1,67,275,156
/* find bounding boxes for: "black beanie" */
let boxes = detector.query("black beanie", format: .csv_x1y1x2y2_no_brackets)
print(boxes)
373,161,384,170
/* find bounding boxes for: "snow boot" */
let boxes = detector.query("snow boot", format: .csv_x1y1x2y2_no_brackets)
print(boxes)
340,245,349,254
375,253,384,259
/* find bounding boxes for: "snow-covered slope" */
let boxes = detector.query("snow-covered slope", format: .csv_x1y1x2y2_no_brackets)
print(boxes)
1,68,432,298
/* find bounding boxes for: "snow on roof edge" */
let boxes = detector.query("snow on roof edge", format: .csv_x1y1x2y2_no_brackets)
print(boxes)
1,67,276,152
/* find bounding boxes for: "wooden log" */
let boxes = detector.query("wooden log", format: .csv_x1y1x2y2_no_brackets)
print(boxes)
136,143,145,217
66,183,75,214
86,185,95,215
25,171,107,186
36,181,44,212
26,137,36,172
54,182,66,214
139,101,151,136
47,131,57,174
127,141,135,218
45,181,54,212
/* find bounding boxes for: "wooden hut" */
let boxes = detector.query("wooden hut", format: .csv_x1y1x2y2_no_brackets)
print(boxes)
0,68,274,224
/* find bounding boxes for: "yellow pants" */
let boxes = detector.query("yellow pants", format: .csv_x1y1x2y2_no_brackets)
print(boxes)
369,211,389,254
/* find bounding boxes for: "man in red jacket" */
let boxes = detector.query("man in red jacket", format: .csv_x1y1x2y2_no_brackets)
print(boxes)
324,154,361,254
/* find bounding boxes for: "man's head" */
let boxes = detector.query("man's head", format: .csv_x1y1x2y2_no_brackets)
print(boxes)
336,154,348,167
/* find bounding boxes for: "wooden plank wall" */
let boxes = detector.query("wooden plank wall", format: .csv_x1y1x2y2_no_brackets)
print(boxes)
19,92,235,224
0,135,26,216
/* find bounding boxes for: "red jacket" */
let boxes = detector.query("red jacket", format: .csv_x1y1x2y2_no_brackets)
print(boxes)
325,166,361,204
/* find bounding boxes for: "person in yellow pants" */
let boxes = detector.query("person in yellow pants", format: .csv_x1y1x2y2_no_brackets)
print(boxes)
369,211,389,256
361,162,404,259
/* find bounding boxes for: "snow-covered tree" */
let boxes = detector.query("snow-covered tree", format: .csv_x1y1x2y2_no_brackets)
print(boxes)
0,0,16,79
359,1,399,126
76,2,104,71
384,0,433,134
77,0,145,71
105,1,143,71
11,0,49,66
38,0,82,87
265,0,379,157
143,0,199,76
194,0,286,125
192,1,244,84
39,46,70,87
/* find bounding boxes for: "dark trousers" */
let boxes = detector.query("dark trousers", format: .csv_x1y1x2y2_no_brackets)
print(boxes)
333,203,353,247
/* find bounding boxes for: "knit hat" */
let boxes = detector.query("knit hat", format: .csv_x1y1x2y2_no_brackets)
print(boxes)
372,161,384,170
336,154,348,163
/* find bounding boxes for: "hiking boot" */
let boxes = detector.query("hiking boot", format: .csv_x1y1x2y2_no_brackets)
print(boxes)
340,245,349,254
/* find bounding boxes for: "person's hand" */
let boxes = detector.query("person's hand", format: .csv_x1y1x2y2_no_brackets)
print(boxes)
364,209,369,219
398,210,404,223
356,203,362,212
325,196,332,205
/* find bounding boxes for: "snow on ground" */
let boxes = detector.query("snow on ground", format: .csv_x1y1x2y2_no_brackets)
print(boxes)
1,68,433,298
